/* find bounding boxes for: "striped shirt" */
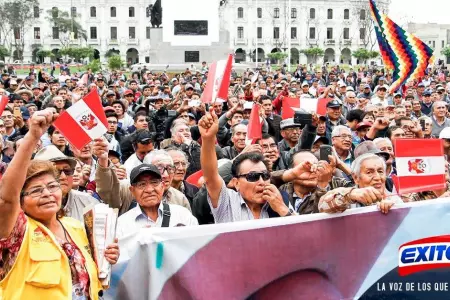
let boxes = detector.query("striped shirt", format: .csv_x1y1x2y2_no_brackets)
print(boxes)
207,179,271,223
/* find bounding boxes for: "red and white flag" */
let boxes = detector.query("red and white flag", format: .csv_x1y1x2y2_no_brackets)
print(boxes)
200,54,233,103
0,96,9,116
393,139,446,194
246,103,262,144
54,89,108,150
281,97,330,119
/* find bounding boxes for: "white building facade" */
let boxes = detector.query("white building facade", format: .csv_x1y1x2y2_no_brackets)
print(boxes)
220,0,390,66
407,22,450,64
12,0,390,65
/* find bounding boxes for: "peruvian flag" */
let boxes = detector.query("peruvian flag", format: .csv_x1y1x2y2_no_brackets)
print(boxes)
53,89,108,150
393,139,446,194
200,54,233,103
281,97,330,119
0,96,9,116
246,103,262,144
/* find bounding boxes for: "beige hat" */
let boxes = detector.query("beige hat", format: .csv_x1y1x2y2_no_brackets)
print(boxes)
16,89,33,98
34,145,77,169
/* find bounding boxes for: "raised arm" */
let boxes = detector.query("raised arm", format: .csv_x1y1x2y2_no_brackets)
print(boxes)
0,109,57,238
199,107,222,208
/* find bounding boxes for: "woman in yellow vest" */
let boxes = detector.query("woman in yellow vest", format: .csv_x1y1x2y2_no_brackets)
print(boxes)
0,109,119,299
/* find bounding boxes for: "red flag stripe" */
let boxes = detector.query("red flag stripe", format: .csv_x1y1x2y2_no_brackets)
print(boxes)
200,62,217,104
396,174,447,194
53,112,91,150
394,139,444,157
247,104,262,141
0,96,9,116
217,54,233,100
281,97,299,119
83,89,108,127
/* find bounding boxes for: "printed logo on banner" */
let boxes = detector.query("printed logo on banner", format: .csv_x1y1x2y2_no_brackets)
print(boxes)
398,235,450,276
79,113,98,130
407,159,430,174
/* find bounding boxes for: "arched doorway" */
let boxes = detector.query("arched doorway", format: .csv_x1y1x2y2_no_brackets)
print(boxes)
13,50,23,61
235,48,246,63
270,48,282,64
93,49,100,60
252,48,265,62
324,48,335,63
290,48,299,65
51,49,61,62
126,48,139,65
340,48,351,64
32,48,40,63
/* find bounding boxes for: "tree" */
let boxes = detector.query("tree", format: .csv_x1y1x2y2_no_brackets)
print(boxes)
441,47,450,59
267,52,288,65
300,47,325,64
108,55,124,70
36,49,54,62
85,59,101,73
266,4,295,54
0,45,8,60
369,51,380,60
60,47,94,62
46,8,87,48
0,0,40,61
352,48,379,64
105,49,120,58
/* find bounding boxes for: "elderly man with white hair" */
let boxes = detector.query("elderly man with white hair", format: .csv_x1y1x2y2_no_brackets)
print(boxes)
318,153,404,214
342,91,357,117
431,101,450,137
331,125,354,168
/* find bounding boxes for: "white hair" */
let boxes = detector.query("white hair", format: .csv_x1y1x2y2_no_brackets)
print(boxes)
345,91,356,98
144,150,174,165
331,125,351,138
351,153,386,178
373,137,392,149
170,119,188,136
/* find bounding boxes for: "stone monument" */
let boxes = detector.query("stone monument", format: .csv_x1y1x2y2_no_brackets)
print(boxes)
149,0,231,65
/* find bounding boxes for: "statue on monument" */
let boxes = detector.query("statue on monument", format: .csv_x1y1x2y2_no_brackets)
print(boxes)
150,0,162,28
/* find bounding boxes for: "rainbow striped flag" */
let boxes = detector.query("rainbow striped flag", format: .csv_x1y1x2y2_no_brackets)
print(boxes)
369,0,434,93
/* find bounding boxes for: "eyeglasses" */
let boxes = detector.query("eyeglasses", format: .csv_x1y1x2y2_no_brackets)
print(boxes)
108,120,118,125
261,143,278,150
335,134,352,140
1,115,13,120
173,161,189,169
133,179,162,190
237,171,271,182
22,182,61,198
155,165,175,175
57,168,75,176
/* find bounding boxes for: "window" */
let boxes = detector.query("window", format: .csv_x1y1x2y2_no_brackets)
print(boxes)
433,41,436,48
90,6,96,18
343,28,350,39
52,27,59,39
237,7,243,18
34,27,41,39
71,7,77,17
327,9,333,19
344,9,349,20
309,27,316,39
111,7,116,17
145,56,150,63
291,8,297,19
146,27,151,39
360,28,366,40
33,6,40,18
360,9,366,20
274,8,280,18
129,27,136,39
309,8,316,19
291,27,297,39
129,7,135,17
273,27,280,39
110,27,117,39
237,27,244,39
327,28,333,39
13,28,20,39
257,8,262,18
51,7,58,18
443,40,445,48
90,27,97,39
257,27,262,39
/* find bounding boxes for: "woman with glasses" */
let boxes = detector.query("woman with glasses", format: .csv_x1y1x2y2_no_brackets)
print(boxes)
0,109,119,299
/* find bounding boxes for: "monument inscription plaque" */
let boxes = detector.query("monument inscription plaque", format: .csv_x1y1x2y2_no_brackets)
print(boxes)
174,20,208,36
185,51,200,63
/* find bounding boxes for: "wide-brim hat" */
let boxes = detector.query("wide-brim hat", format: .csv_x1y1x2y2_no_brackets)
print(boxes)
34,145,77,170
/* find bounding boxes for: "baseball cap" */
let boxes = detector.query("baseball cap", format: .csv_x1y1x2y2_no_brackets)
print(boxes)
280,118,301,130
354,141,390,161
364,84,371,89
185,84,194,90
339,82,347,88
423,91,432,96
123,89,134,96
106,90,115,96
129,164,161,184
134,130,155,144
301,81,309,87
439,127,450,139
417,83,425,87
356,122,372,131
313,136,329,145
394,93,402,98
326,100,342,108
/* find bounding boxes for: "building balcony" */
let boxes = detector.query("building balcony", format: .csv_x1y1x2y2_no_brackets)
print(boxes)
326,39,335,45
234,38,247,46
33,39,42,45
291,38,300,45
69,39,81,46
343,39,352,46
87,39,100,45
307,39,318,46
108,39,119,45
50,39,60,45
127,38,139,45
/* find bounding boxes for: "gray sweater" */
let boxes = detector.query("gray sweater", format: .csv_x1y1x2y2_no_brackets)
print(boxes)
431,116,450,137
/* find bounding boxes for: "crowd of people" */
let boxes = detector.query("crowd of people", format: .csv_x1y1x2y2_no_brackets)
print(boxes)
0,61,450,298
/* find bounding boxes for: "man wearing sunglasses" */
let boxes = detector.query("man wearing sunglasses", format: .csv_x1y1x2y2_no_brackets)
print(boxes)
199,108,296,223
34,145,100,221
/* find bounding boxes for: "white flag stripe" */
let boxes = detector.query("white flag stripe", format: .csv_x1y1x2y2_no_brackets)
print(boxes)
300,98,319,113
212,59,227,101
396,156,446,177
68,99,107,140
251,71,259,83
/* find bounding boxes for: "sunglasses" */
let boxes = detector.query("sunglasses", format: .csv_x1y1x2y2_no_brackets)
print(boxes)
237,171,271,182
57,168,75,176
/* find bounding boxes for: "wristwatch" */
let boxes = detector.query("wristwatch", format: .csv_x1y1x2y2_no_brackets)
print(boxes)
285,208,295,217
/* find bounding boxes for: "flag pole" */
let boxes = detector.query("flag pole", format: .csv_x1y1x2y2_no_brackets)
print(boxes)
287,0,291,72
255,0,258,68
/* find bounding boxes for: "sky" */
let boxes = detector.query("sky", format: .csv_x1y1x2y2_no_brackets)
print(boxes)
389,0,450,25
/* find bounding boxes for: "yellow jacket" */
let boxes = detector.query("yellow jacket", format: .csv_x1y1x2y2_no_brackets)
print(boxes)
0,216,102,300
